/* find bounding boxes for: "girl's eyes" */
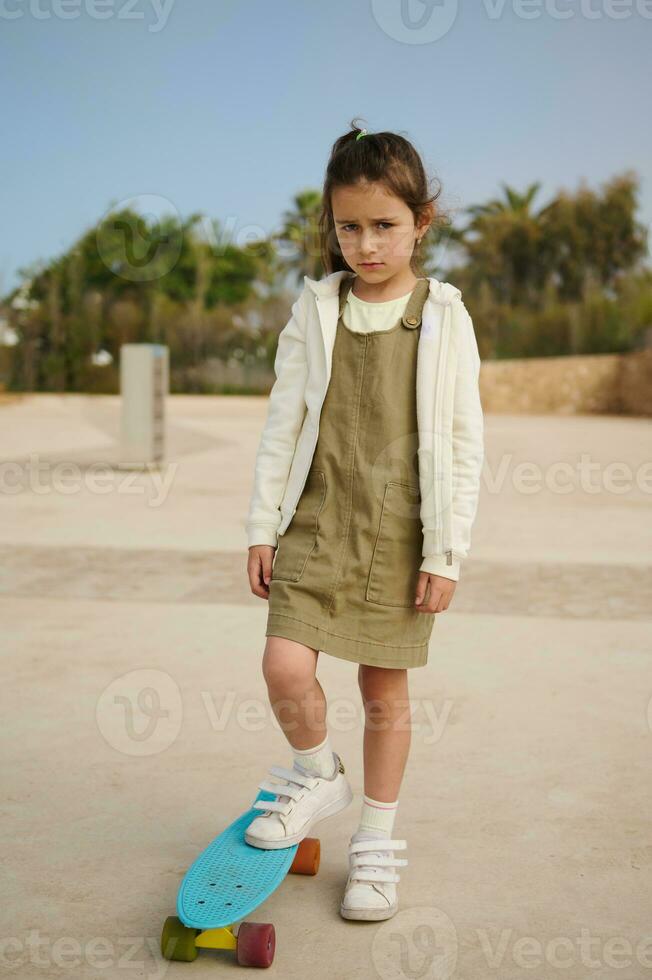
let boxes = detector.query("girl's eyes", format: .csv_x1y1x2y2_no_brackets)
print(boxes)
341,223,393,232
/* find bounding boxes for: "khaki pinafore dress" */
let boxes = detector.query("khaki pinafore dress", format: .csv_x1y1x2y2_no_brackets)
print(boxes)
266,273,435,669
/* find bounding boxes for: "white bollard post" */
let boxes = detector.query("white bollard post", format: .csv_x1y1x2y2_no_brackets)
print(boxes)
119,343,168,468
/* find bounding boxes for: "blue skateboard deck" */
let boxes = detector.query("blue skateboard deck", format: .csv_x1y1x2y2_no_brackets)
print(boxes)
177,790,299,930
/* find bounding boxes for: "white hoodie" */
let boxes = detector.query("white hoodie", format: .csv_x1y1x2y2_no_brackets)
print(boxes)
245,270,484,581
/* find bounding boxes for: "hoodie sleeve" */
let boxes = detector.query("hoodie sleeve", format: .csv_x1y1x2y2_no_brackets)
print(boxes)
419,297,484,581
245,287,309,548
448,298,484,572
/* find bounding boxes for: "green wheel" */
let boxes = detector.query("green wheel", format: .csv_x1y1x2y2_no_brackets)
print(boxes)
161,915,199,962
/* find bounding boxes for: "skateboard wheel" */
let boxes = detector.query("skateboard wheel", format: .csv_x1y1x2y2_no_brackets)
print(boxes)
236,921,275,967
160,915,199,962
289,837,320,875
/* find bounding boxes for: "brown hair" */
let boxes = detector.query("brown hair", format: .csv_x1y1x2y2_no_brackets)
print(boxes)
318,117,449,276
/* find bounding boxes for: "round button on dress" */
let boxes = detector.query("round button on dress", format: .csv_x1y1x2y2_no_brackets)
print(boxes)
266,273,436,669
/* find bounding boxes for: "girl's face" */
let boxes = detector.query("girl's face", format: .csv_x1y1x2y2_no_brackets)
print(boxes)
331,181,429,285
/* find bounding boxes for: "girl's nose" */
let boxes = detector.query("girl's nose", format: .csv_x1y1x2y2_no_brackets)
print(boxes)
359,229,379,254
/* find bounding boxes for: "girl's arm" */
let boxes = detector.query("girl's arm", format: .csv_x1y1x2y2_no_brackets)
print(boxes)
245,287,309,549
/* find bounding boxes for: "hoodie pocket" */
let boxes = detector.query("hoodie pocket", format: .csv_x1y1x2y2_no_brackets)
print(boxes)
272,469,326,583
365,481,423,607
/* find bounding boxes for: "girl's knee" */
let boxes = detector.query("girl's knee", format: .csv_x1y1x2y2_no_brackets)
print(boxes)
358,663,407,699
262,637,317,691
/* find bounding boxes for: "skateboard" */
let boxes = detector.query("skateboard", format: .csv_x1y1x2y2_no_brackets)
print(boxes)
160,789,320,969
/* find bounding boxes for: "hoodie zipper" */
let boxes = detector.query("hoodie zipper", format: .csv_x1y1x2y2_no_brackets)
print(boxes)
434,304,453,565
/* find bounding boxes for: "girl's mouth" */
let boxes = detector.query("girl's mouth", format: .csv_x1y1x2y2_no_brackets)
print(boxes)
360,262,383,268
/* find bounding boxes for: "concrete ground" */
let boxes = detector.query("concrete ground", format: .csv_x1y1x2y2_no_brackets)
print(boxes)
1,393,651,980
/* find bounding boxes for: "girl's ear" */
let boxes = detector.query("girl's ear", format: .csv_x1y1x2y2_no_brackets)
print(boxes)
416,203,435,240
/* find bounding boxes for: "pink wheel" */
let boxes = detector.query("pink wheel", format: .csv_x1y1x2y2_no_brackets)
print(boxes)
236,921,276,968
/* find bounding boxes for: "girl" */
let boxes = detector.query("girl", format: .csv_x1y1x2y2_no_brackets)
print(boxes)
245,123,484,921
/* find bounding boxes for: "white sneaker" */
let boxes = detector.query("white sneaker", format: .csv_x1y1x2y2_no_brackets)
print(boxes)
340,835,408,921
244,752,353,850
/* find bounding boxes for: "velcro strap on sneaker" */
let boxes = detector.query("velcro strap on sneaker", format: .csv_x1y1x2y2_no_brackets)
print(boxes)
268,765,318,788
257,778,303,801
251,798,291,814
351,856,408,869
349,838,407,855
351,869,401,884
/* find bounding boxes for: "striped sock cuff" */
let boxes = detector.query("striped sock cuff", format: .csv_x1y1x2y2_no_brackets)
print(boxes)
359,794,399,835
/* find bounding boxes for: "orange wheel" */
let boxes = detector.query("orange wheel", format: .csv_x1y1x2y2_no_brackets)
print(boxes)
289,837,320,875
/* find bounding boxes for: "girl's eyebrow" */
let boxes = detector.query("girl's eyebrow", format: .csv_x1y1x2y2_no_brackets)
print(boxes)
334,216,398,224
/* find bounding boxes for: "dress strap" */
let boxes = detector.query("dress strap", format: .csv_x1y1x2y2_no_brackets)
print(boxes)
401,277,430,329
338,272,356,318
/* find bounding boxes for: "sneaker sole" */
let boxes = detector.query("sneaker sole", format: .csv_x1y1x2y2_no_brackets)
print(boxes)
244,781,353,850
339,902,398,921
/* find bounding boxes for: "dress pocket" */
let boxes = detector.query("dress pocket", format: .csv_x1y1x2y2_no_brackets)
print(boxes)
272,469,327,583
365,481,423,607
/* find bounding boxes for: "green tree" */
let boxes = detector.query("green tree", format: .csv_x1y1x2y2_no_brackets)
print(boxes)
461,181,548,307
538,171,648,301
275,190,323,284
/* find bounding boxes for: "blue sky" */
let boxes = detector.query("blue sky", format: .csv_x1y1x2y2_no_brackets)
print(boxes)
1,0,650,295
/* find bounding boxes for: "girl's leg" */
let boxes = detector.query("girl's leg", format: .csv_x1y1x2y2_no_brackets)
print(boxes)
246,636,351,848
340,665,410,920
262,635,328,752
358,664,411,802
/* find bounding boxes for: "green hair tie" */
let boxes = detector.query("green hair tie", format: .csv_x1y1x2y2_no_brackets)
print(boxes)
356,129,368,141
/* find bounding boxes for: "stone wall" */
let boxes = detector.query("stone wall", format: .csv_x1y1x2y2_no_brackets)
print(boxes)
479,349,652,417
2,348,650,415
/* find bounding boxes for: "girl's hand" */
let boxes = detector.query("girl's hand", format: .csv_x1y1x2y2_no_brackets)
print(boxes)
247,545,276,599
414,572,456,613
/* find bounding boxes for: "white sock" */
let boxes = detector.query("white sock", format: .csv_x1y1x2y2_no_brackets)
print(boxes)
354,794,398,840
292,732,336,778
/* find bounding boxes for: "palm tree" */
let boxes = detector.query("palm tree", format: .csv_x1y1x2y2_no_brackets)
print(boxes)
461,181,548,307
467,181,543,219
275,190,323,284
